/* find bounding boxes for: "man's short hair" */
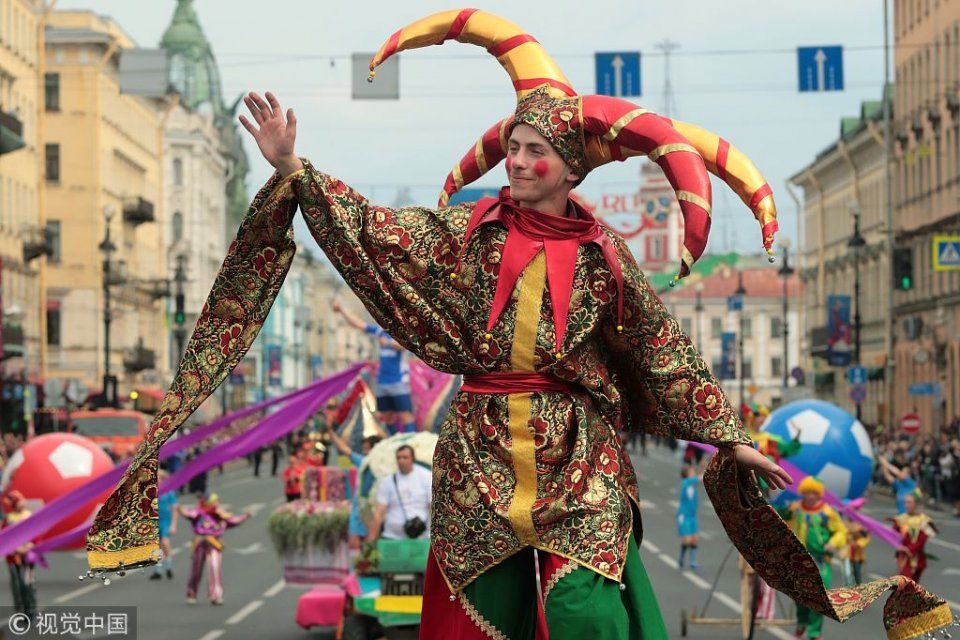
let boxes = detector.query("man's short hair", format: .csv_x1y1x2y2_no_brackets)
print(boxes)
363,435,382,449
395,444,415,458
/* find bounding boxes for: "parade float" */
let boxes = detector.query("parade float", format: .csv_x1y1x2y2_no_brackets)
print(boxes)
288,427,437,640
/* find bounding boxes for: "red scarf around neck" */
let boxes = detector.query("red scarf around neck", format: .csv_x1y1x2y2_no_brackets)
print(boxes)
453,187,624,355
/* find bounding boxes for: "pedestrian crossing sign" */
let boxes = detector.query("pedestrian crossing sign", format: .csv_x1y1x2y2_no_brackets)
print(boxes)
932,235,960,271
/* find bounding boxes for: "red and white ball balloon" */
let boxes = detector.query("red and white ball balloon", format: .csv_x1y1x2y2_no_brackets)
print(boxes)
1,433,114,547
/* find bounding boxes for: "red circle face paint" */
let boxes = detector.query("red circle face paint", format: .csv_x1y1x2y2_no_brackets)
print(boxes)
505,156,513,172
533,159,549,178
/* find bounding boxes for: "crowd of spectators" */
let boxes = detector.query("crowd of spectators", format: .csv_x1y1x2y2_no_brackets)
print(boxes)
869,418,960,517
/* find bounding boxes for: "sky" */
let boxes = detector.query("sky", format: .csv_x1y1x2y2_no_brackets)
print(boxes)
58,0,891,257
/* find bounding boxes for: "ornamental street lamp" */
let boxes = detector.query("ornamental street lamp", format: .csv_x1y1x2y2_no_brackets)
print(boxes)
735,271,747,413
848,207,866,421
778,244,795,392
98,206,118,407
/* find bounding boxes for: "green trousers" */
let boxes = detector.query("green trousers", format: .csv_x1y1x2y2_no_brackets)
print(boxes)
796,561,831,639
453,537,668,640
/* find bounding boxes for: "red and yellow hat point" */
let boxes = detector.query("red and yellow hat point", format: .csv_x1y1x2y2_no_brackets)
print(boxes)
369,9,779,279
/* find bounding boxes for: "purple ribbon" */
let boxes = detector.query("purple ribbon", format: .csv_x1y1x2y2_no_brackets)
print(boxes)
687,441,901,549
0,366,362,559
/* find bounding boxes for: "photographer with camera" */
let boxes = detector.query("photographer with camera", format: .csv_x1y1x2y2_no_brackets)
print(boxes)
367,445,431,542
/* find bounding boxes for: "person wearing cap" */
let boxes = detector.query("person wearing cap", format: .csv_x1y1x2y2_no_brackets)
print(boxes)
88,9,954,640
782,477,847,639
180,494,250,605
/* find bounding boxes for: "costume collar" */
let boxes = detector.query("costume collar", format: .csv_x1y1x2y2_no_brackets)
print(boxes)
453,187,624,356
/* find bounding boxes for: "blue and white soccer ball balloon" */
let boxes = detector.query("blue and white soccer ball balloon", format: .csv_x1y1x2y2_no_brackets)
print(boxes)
760,399,875,503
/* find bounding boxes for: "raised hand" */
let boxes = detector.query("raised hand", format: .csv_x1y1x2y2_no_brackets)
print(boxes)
239,91,303,176
733,443,793,491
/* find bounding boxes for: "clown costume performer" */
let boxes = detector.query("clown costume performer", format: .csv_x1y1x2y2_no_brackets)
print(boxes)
180,494,249,605
783,477,847,639
892,490,937,583
87,9,954,640
2,491,37,618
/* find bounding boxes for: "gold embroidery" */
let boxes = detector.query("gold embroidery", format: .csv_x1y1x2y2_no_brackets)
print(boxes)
87,543,160,570
543,559,578,601
265,168,306,203
459,593,509,640
602,109,651,141
505,252,545,544
886,603,952,640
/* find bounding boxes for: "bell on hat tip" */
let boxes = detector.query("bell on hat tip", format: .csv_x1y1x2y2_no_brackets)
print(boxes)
450,272,458,280
449,594,456,602
616,325,623,332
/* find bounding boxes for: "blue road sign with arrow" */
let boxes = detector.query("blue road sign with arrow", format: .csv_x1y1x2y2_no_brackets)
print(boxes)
797,46,844,92
595,52,641,97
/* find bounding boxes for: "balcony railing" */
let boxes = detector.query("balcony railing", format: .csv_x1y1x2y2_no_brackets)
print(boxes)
123,197,155,225
0,110,25,155
123,345,156,373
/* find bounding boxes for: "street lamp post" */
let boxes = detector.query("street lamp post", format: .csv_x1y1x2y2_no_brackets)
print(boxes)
778,245,795,392
848,208,867,421
98,206,117,407
173,254,187,364
735,271,747,414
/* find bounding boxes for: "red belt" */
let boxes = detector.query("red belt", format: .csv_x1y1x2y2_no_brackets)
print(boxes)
461,371,580,395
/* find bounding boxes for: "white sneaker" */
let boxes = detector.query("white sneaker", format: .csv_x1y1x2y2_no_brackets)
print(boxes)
211,599,223,606
186,597,197,605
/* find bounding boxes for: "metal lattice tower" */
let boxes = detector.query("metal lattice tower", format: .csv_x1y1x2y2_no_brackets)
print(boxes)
655,39,681,117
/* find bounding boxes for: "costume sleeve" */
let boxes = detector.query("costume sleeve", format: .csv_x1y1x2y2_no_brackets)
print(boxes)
602,233,751,448
826,507,848,550
779,434,803,459
290,160,476,374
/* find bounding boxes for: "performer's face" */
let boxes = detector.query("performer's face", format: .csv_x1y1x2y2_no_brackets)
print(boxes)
506,125,578,206
801,490,820,507
904,494,918,514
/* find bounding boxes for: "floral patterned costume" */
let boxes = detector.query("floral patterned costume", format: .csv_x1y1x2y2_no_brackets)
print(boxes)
87,8,952,640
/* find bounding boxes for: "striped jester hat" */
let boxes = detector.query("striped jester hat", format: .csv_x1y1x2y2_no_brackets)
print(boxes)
369,8,779,280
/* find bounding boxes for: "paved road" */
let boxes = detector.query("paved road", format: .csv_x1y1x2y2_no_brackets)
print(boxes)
2,447,958,639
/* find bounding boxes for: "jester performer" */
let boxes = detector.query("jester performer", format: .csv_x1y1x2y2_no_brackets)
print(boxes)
892,489,937,583
783,477,848,640
180,494,250,605
86,9,953,640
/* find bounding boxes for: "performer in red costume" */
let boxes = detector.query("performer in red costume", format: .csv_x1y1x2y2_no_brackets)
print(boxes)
87,9,953,640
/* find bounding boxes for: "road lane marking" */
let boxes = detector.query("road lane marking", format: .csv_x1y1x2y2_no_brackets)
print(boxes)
54,583,100,603
226,599,264,624
683,570,711,589
641,540,661,554
263,579,286,598
197,630,224,640
930,537,960,552
658,552,679,569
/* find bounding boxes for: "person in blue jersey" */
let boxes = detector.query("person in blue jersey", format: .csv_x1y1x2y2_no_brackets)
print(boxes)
332,300,415,433
879,454,919,515
676,463,702,569
150,469,178,580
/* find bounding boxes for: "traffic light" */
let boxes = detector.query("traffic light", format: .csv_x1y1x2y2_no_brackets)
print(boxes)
174,293,185,325
893,247,914,291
